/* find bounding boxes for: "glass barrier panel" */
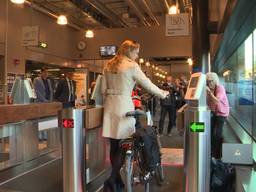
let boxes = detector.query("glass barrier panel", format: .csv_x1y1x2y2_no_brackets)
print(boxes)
38,117,60,154
85,127,106,183
0,122,23,170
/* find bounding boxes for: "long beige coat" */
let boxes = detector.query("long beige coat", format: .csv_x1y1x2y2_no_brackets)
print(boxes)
101,57,166,139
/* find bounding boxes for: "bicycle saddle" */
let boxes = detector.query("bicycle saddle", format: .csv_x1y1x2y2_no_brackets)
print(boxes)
126,109,146,117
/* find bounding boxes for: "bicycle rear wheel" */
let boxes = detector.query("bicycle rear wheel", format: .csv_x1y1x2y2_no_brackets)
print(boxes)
125,153,134,192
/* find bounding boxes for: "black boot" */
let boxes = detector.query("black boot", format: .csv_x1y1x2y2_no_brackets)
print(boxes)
115,174,125,192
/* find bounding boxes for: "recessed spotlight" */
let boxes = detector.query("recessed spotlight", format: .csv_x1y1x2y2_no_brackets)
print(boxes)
85,30,94,38
57,15,68,25
10,0,25,4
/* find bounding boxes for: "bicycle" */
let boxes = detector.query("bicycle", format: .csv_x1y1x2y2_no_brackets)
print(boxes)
119,109,164,192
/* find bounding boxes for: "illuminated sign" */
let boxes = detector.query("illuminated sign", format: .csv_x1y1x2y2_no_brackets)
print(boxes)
62,119,74,128
190,122,205,132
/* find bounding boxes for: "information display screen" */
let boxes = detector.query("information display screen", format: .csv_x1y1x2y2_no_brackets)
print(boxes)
189,76,199,88
100,45,117,56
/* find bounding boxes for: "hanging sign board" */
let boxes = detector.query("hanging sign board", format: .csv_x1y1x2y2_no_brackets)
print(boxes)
22,26,39,46
166,13,189,36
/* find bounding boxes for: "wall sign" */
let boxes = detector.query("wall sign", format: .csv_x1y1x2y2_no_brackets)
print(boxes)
22,26,39,47
166,13,189,36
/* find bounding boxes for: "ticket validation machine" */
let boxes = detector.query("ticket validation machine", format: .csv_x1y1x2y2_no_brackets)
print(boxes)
183,73,211,192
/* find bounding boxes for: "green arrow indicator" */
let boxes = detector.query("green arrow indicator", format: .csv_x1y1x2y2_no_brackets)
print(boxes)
190,122,205,132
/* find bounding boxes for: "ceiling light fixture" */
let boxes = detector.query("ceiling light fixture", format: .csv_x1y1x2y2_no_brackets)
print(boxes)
169,5,178,15
85,30,94,38
10,0,25,4
57,15,68,25
187,58,193,66
223,70,231,77
139,58,144,64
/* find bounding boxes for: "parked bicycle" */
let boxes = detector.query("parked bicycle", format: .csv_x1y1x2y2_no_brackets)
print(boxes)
120,109,164,192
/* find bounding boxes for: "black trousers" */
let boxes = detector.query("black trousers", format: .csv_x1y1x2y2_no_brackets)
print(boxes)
109,138,125,180
159,105,176,134
211,114,226,159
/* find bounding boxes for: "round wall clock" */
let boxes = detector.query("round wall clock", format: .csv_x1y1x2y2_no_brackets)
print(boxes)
77,41,86,51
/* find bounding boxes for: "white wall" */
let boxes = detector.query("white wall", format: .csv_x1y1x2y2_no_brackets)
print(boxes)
2,1,78,74
73,25,192,60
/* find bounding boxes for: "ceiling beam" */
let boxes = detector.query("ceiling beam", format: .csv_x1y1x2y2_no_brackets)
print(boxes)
207,0,237,34
208,21,218,34
160,0,170,13
25,0,82,31
177,0,185,12
217,0,237,33
127,0,151,26
85,0,128,28
70,0,111,27
140,0,160,26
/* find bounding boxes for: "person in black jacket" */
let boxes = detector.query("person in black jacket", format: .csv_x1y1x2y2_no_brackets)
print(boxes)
54,71,76,108
159,76,177,136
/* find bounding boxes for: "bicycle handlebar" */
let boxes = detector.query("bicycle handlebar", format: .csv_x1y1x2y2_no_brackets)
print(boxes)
126,109,146,117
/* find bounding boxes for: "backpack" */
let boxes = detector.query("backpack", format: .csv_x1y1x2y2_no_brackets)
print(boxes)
211,158,236,192
134,126,161,172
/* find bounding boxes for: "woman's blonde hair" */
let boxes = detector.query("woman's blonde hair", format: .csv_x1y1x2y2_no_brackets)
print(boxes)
104,40,140,73
206,72,220,85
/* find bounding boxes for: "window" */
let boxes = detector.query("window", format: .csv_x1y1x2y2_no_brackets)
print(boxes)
221,34,254,136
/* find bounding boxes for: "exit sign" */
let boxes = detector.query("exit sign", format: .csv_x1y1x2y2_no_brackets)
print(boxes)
63,119,74,128
190,122,205,132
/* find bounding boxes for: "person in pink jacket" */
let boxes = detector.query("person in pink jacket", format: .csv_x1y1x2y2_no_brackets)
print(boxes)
206,72,229,159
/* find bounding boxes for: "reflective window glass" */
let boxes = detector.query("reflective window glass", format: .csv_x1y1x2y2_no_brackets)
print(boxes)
222,34,254,135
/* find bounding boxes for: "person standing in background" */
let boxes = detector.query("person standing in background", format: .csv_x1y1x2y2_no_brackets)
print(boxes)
54,71,76,108
159,76,177,136
33,67,53,103
206,72,229,159
174,78,185,110
88,81,96,105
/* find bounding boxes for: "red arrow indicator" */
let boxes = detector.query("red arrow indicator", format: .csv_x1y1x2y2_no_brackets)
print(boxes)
63,119,74,128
